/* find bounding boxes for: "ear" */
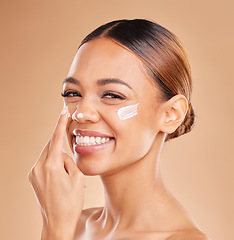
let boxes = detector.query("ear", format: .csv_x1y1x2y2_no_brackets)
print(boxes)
159,94,188,134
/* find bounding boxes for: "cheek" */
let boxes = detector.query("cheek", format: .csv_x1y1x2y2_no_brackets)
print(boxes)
106,104,140,133
109,103,155,135
114,104,158,155
64,102,78,115
111,104,155,148
117,104,139,120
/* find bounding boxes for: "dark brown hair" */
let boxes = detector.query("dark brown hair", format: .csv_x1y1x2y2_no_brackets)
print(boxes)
79,19,195,141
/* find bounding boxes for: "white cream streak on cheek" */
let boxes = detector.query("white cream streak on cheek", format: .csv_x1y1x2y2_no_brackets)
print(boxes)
117,104,139,120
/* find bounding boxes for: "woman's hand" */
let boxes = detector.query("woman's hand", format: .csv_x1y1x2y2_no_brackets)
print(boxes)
28,107,85,240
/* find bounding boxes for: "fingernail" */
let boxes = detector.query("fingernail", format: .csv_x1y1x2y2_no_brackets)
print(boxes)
68,113,71,118
61,107,68,115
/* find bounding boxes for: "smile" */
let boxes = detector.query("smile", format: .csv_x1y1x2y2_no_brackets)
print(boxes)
73,129,115,154
75,136,110,146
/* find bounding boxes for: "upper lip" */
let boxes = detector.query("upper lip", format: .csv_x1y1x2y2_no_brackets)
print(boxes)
73,129,114,138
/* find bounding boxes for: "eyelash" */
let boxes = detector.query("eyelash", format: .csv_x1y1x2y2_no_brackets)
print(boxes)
61,90,126,100
102,91,126,100
61,90,81,98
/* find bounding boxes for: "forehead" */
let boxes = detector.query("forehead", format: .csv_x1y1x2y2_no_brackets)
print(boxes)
67,38,148,87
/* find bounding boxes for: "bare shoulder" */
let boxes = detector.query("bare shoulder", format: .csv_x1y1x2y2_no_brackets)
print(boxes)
168,229,210,240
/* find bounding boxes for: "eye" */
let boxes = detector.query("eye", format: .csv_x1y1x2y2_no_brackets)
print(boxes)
61,90,82,98
102,91,126,100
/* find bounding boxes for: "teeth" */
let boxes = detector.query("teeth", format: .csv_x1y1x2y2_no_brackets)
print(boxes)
76,136,111,146
83,136,89,144
90,137,95,144
77,136,83,144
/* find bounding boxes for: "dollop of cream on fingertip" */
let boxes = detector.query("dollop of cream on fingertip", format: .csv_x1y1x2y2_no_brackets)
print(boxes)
117,104,139,120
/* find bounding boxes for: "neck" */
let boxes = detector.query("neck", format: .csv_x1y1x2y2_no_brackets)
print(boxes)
99,132,176,231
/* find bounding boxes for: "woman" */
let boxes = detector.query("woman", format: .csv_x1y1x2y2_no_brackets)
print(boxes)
29,19,209,240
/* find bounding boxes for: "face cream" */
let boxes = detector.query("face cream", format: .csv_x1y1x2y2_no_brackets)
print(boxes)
72,112,83,121
117,104,139,120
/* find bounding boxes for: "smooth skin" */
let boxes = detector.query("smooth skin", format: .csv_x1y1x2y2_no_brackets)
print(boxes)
29,38,209,240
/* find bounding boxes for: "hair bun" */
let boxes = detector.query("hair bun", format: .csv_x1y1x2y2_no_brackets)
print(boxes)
166,103,196,142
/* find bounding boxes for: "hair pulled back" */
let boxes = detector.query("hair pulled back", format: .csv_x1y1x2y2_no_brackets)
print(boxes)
79,19,195,141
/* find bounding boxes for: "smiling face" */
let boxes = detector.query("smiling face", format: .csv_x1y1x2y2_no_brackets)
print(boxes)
63,38,164,176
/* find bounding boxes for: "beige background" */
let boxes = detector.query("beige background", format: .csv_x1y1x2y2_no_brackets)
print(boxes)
0,0,233,239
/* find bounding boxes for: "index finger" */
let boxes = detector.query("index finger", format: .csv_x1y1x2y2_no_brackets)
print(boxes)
47,106,70,160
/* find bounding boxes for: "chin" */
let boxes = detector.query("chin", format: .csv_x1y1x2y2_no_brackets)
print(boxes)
74,153,108,176
77,164,102,176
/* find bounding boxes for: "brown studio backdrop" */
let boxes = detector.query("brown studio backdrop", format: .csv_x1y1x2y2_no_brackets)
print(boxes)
0,0,233,239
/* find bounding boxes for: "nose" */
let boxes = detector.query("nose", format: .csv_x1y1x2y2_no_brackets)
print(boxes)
72,103,100,124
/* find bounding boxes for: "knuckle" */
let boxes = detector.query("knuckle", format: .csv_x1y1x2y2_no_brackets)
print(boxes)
27,171,32,183
43,160,58,173
28,165,40,181
31,165,39,175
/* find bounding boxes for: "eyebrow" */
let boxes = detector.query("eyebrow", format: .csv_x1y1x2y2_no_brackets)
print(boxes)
63,77,80,85
63,77,132,89
97,78,132,89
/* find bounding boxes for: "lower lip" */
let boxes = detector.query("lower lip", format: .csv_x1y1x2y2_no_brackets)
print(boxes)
74,138,115,155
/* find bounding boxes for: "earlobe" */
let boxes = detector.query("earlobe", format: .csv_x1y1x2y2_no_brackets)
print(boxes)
160,94,188,134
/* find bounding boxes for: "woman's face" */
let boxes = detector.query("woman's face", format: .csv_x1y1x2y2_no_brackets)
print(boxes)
63,38,164,176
